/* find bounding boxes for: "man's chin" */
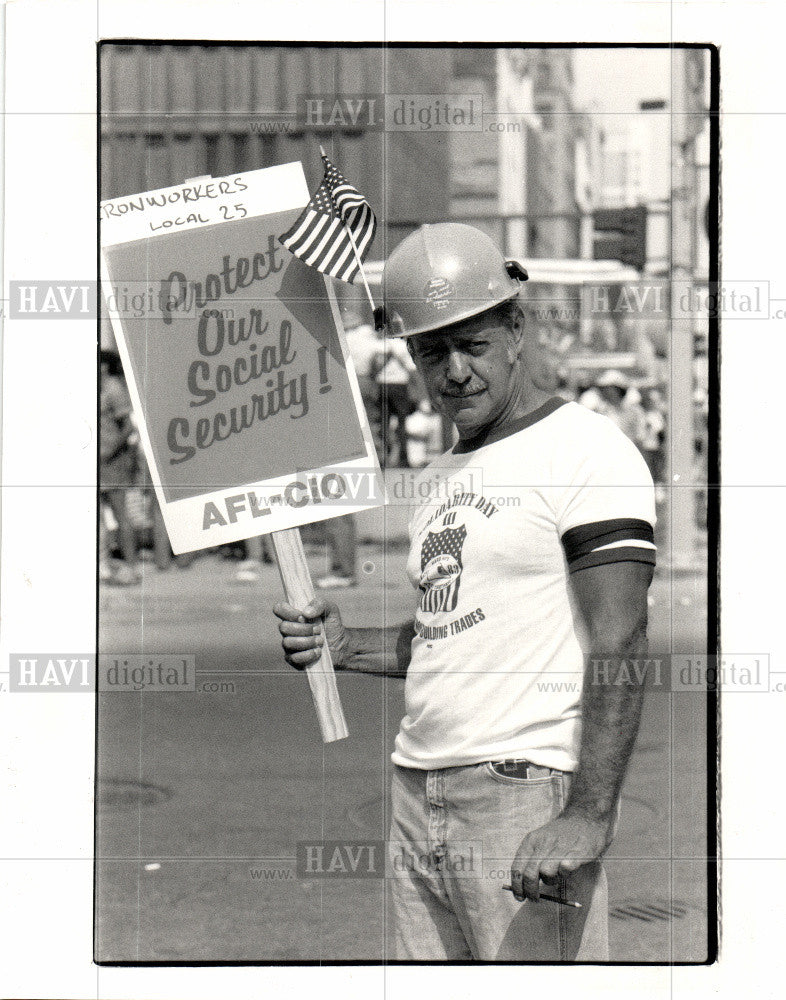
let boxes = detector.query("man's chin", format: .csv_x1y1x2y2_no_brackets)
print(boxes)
449,401,491,438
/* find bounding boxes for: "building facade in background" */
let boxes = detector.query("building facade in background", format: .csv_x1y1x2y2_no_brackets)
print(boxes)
101,44,451,240
449,46,581,260
100,43,456,335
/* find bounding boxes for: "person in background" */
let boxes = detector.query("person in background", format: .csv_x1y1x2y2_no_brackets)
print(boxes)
590,370,646,447
316,515,358,590
233,535,274,583
405,399,444,468
374,329,418,468
577,380,605,414
345,310,384,457
639,388,666,486
99,349,140,586
311,309,382,591
619,385,648,451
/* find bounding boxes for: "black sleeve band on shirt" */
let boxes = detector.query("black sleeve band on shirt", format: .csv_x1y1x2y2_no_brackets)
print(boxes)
565,525,654,560
561,518,654,564
567,545,657,575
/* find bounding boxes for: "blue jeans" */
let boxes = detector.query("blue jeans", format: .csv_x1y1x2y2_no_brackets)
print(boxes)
388,762,609,961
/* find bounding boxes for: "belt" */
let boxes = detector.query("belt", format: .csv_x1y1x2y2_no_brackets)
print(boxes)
489,759,555,779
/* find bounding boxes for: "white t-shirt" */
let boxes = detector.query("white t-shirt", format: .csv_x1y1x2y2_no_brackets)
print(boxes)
392,398,656,772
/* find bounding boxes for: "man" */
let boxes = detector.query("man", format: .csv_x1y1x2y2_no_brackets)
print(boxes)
274,224,656,961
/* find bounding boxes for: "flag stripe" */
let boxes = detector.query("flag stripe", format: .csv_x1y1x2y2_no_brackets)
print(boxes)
286,212,330,257
304,217,344,267
301,218,338,265
352,206,376,257
332,222,363,279
282,219,320,258
334,190,366,216
337,256,360,284
337,257,360,284
349,205,375,256
322,234,355,277
280,208,318,248
322,237,352,278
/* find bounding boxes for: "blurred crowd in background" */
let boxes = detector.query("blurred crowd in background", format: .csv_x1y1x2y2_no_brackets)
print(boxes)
100,306,701,590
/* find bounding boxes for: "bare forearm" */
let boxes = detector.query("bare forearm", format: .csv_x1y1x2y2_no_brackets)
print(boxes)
564,624,649,822
509,562,655,899
336,621,415,678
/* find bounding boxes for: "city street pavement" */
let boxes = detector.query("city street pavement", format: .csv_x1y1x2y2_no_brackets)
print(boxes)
95,539,710,963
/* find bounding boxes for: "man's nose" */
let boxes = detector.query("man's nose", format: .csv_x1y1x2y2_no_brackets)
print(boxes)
445,349,471,383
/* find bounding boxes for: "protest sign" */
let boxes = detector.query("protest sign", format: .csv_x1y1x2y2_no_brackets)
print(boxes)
101,163,385,741
100,162,384,555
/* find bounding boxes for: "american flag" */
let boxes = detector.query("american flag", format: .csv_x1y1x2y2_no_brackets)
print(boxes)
279,152,377,283
419,525,467,614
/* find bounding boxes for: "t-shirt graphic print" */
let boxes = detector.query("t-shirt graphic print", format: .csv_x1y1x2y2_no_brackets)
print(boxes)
419,524,468,613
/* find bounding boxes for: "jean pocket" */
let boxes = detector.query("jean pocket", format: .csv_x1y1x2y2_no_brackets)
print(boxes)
483,762,554,786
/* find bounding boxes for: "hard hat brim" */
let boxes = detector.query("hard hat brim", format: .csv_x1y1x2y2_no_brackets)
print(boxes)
384,287,521,339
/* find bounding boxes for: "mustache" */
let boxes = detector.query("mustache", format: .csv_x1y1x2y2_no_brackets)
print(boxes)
440,385,485,398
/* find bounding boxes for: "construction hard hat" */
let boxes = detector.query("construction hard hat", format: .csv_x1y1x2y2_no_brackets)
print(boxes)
374,223,528,338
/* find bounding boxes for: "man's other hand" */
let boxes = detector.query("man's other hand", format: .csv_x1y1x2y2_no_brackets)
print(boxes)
509,811,614,902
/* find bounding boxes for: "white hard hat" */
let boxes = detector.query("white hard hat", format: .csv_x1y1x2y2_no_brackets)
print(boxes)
375,223,528,338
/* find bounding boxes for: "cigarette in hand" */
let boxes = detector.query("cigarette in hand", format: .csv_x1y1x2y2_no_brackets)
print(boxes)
502,885,582,908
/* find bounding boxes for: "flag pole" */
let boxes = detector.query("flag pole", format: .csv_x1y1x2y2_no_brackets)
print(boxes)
345,225,376,314
320,145,376,315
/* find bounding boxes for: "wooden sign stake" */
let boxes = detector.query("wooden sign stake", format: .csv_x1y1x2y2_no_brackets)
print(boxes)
270,527,349,743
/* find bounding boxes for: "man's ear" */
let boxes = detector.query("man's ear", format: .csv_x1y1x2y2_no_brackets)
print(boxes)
506,305,526,362
521,322,560,392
